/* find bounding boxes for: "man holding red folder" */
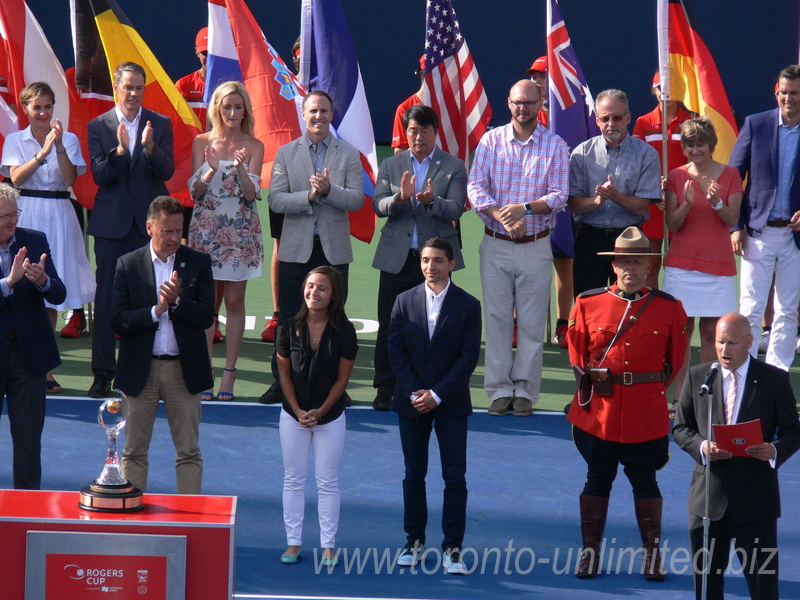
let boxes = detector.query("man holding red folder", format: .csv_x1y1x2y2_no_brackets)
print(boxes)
673,312,800,600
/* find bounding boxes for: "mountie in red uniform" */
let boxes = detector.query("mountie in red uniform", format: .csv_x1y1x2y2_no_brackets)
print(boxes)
567,284,688,443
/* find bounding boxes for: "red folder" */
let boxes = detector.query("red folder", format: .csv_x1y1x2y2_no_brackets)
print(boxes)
712,419,764,457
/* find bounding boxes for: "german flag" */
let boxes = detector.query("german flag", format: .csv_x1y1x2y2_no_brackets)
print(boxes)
658,0,738,164
72,0,201,206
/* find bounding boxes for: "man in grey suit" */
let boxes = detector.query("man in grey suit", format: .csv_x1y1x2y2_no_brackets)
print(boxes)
87,61,175,399
261,90,364,403
371,105,467,411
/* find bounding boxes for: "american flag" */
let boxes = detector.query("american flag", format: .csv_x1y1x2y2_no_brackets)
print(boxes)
546,0,598,153
422,0,491,163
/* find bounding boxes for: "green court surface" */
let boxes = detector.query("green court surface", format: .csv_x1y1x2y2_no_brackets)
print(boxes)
48,146,800,410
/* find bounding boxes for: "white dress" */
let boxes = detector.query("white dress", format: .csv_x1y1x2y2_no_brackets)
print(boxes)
0,127,96,310
187,160,264,281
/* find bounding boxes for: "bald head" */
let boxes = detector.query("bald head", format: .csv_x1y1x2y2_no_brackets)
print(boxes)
716,312,753,371
508,80,542,135
510,79,541,102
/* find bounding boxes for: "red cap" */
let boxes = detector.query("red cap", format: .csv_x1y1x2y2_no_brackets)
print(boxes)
195,27,209,53
525,56,547,76
418,55,426,73
652,72,661,88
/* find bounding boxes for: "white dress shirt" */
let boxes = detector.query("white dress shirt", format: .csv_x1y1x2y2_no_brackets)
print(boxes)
409,278,452,406
149,243,179,356
115,105,142,157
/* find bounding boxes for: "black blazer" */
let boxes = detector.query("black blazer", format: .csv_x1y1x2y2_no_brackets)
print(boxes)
276,319,358,425
111,244,215,396
87,107,174,240
388,281,481,421
0,228,66,377
673,358,800,523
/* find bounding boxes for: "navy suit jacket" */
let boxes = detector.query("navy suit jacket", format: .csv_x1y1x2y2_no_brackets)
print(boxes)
111,244,215,397
388,281,481,421
87,107,174,240
0,228,66,377
729,107,800,249
673,358,800,523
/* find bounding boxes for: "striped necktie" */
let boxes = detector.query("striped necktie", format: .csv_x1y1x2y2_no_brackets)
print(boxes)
725,370,739,424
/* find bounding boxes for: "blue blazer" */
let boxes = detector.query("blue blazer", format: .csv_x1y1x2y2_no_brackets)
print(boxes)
111,244,215,397
87,107,174,240
0,228,66,377
729,107,800,249
388,281,481,421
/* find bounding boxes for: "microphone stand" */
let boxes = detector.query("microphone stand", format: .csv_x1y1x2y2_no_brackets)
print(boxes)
701,384,714,600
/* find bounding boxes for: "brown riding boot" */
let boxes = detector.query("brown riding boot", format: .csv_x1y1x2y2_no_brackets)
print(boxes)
576,494,609,578
634,497,666,581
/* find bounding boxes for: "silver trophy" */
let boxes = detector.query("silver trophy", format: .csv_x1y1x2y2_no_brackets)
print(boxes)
79,392,144,512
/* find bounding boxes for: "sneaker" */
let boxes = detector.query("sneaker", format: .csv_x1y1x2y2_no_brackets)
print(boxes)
553,323,569,349
444,549,468,575
488,396,514,416
758,330,770,354
261,315,278,343
397,542,424,567
213,318,225,343
60,311,87,338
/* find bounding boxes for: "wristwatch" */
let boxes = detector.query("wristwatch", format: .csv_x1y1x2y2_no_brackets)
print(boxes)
712,198,724,211
524,202,533,215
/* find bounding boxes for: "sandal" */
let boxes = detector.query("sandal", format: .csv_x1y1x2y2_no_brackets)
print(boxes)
46,379,62,394
217,368,236,401
201,368,214,402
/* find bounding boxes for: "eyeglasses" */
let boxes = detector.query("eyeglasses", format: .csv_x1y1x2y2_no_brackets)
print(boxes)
597,114,626,123
509,100,540,108
0,210,21,221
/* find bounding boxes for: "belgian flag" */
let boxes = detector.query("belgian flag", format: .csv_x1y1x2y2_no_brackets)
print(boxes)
71,0,201,206
658,0,738,164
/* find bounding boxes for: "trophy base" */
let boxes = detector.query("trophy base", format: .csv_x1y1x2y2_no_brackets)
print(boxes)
79,482,145,513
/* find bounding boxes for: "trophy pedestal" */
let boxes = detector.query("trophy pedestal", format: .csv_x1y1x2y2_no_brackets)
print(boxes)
79,481,145,513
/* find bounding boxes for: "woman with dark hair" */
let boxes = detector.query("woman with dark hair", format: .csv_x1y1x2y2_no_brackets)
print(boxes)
663,116,742,408
276,266,357,567
1,81,95,393
188,80,265,401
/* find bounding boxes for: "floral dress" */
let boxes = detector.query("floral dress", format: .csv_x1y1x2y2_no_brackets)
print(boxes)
188,160,264,280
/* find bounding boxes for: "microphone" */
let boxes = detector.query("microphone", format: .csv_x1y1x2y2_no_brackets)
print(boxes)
699,361,721,396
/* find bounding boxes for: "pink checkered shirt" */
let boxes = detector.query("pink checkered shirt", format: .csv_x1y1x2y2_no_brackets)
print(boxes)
468,122,569,235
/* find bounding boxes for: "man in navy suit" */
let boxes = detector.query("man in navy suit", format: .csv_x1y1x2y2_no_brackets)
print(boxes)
111,197,214,494
388,237,481,575
673,312,800,600
0,184,66,488
87,61,175,398
730,64,800,371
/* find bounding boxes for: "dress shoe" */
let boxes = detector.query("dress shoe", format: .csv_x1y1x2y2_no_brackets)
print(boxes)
512,397,533,416
88,374,112,399
258,381,283,404
372,392,392,411
280,551,300,564
487,396,513,416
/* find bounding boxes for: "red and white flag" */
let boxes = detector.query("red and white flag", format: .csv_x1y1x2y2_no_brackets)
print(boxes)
422,0,491,163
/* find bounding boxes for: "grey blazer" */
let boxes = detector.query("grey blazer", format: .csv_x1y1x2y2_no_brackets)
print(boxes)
371,147,466,274
268,134,363,265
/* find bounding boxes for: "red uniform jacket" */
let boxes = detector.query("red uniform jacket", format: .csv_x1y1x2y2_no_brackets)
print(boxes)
566,285,688,443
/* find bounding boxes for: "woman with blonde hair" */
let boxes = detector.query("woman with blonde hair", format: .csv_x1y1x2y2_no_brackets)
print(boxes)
188,80,264,400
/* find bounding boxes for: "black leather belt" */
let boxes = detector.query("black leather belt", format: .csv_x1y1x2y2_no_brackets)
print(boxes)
17,189,71,199
767,219,790,227
485,227,550,243
610,371,667,385
152,354,180,361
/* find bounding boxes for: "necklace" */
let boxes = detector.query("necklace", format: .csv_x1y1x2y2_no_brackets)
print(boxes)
308,320,328,348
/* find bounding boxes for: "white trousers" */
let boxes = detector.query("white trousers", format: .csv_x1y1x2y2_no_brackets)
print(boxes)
739,226,800,371
279,409,346,548
479,234,553,402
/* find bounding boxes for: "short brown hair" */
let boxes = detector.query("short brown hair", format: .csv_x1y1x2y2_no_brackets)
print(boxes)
19,82,55,106
147,196,183,222
680,116,717,152
113,62,146,86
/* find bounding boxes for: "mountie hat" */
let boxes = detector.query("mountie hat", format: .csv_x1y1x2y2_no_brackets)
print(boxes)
597,226,662,256
525,56,547,76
